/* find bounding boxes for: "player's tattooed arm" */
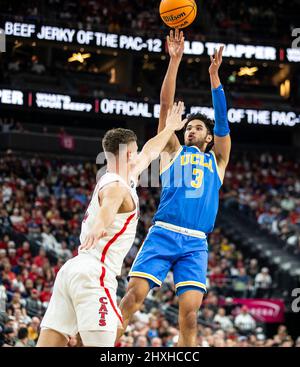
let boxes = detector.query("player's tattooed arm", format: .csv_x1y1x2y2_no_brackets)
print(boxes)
132,102,187,180
79,183,127,250
158,29,184,154
209,46,231,181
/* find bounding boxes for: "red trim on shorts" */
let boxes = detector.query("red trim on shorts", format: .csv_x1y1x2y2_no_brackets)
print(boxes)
99,213,136,325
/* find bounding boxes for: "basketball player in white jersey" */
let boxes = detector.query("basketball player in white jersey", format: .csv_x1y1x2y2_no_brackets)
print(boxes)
37,102,187,347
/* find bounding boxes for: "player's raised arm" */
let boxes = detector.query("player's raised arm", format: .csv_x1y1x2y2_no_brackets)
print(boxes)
158,29,184,153
209,46,231,181
132,102,187,179
79,183,128,250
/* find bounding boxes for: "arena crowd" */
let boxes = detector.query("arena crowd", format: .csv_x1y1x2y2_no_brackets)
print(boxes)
0,149,299,347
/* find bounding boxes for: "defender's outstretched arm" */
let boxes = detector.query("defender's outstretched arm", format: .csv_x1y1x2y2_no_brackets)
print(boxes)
132,102,187,179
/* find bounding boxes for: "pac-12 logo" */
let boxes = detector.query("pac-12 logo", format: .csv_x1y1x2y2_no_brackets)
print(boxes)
98,296,108,326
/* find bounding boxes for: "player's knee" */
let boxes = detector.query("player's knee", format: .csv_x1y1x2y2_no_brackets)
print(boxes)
179,309,198,331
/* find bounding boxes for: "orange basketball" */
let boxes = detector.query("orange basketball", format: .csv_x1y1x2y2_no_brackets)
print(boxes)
159,0,197,29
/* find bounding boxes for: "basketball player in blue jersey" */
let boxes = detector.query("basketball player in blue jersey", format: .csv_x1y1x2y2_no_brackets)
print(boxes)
118,30,231,346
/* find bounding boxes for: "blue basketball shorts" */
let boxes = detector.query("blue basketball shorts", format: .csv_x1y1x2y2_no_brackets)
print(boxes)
129,225,208,296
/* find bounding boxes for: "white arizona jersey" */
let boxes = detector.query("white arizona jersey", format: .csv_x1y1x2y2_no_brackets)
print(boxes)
79,172,139,288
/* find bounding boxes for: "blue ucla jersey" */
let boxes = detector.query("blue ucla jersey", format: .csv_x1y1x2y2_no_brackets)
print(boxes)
153,145,222,234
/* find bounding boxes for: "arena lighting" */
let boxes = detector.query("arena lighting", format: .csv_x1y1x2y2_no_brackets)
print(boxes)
13,40,22,49
68,52,91,63
280,80,290,99
109,68,116,84
238,67,258,76
228,74,236,83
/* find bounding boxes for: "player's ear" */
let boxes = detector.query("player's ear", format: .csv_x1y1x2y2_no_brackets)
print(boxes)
206,134,213,143
127,149,135,163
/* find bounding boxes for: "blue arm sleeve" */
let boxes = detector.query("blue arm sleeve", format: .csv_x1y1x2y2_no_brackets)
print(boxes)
212,84,230,137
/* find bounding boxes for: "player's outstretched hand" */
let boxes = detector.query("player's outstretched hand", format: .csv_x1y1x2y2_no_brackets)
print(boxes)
167,28,184,62
209,45,224,75
79,229,107,251
166,101,188,131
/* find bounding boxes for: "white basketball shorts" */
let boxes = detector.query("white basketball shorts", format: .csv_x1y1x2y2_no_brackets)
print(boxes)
40,253,122,346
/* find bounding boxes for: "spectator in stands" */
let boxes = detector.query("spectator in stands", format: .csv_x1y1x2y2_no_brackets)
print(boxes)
146,317,159,340
0,285,7,313
10,209,24,227
232,267,251,298
13,308,31,326
7,60,21,72
0,151,299,347
33,248,47,268
2,263,17,285
0,118,14,133
209,266,226,294
213,307,233,331
36,180,50,199
31,56,46,75
15,327,35,347
247,258,259,279
281,339,294,347
25,289,43,318
7,292,25,313
40,225,62,253
237,335,249,347
151,337,162,347
58,241,72,261
135,335,148,347
16,241,31,260
202,307,215,324
39,282,52,308
2,327,16,346
8,249,18,268
234,306,256,335
254,267,272,298
27,316,40,343
0,212,11,235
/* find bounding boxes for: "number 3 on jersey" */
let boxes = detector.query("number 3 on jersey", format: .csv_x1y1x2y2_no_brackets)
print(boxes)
191,168,204,188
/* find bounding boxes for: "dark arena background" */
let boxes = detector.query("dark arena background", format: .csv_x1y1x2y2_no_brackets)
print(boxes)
0,0,300,349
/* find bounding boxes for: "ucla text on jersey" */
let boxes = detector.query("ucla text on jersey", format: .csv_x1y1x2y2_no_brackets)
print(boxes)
153,145,222,234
